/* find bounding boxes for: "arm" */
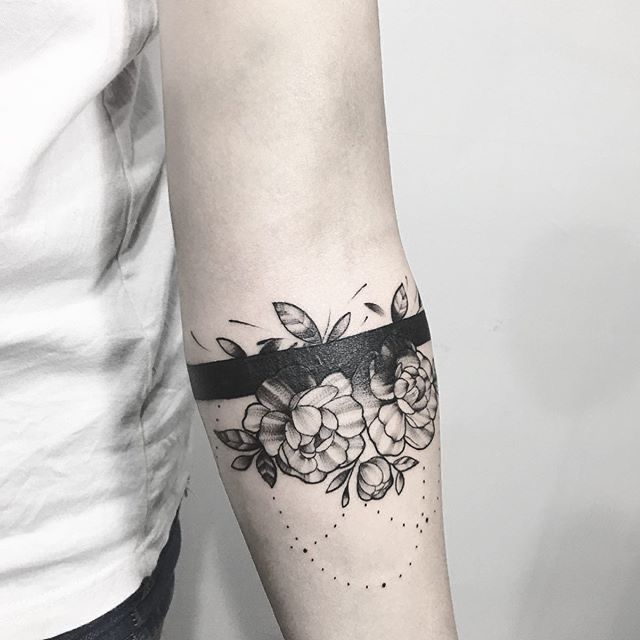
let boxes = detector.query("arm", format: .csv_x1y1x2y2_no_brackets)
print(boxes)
158,2,457,638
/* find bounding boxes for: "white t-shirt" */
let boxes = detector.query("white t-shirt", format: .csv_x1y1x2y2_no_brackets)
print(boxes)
0,2,194,638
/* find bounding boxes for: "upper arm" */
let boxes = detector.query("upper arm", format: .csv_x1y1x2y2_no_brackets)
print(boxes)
158,0,396,241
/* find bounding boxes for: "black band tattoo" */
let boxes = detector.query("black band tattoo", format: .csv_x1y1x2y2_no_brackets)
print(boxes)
187,311,430,400
190,282,438,507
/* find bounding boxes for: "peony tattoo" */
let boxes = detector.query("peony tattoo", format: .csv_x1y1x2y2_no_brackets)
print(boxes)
243,368,366,484
368,336,438,456
187,281,438,507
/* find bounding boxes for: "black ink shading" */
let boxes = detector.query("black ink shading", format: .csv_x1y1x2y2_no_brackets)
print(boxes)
201,280,437,505
364,302,385,316
258,338,283,354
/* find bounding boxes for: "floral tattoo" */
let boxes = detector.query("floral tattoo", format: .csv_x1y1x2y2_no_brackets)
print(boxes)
187,282,438,506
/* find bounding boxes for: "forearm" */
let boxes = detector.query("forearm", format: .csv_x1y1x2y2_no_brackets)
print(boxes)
159,2,457,638
183,274,455,640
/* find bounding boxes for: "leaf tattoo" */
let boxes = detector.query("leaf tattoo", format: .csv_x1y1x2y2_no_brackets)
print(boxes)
231,454,255,470
326,467,352,493
258,338,283,354
392,456,419,472
391,284,409,322
364,302,385,316
273,302,323,345
395,470,405,495
217,338,247,359
215,429,260,451
256,450,277,488
326,312,351,343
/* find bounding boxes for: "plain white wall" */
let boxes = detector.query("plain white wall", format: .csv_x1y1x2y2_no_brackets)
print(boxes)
160,2,640,638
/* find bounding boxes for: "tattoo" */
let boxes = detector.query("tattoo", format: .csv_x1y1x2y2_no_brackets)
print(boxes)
188,281,438,507
190,330,210,351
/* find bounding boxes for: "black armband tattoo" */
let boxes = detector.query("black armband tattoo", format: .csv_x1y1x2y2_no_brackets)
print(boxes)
188,282,438,507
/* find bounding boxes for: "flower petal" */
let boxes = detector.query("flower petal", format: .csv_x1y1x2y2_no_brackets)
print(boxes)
320,408,338,432
394,378,409,399
300,440,316,456
278,449,326,484
291,405,323,436
280,443,318,474
315,434,335,452
427,393,439,418
288,390,306,409
369,416,405,456
324,396,365,438
370,372,394,401
315,441,347,472
404,422,435,449
418,352,434,376
372,481,392,500
285,421,302,449
412,395,428,411
256,376,295,411
397,352,420,370
360,461,383,486
397,398,415,415
242,403,269,433
299,433,314,446
258,412,288,456
332,432,348,449
345,434,365,463
378,403,406,441
317,425,333,440
404,387,420,407
320,372,353,397
297,385,338,408
406,408,431,427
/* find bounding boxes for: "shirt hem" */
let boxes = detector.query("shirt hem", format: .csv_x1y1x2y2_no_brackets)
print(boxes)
0,491,185,640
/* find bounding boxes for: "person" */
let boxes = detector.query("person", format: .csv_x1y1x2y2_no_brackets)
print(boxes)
0,1,458,639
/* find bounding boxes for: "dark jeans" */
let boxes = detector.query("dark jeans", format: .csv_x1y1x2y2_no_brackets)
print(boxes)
47,514,181,640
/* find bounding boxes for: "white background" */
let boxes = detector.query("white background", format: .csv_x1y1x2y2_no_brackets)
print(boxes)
161,2,640,638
